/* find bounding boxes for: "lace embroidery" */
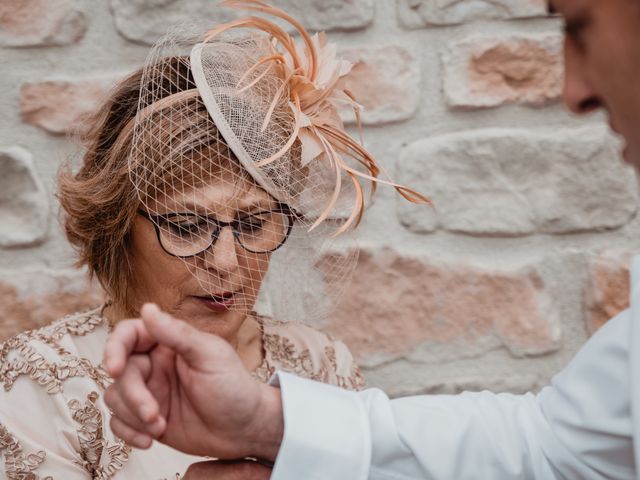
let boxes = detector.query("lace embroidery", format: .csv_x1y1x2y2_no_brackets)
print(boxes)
0,309,107,393
251,359,275,383
0,421,52,480
0,308,363,479
0,309,126,478
252,321,365,390
325,346,365,391
69,391,131,480
263,333,330,382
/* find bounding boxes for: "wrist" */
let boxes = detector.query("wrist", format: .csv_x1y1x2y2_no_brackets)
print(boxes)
249,384,284,462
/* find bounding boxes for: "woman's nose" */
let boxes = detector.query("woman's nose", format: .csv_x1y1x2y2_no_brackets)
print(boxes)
201,226,240,275
562,38,602,115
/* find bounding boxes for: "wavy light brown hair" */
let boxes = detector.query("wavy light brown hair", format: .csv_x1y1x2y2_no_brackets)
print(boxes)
57,58,250,314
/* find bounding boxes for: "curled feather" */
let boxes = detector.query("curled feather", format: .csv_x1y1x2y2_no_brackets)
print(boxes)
207,0,430,233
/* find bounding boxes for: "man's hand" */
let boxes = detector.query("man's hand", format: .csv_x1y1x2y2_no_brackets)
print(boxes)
182,460,272,480
103,303,284,461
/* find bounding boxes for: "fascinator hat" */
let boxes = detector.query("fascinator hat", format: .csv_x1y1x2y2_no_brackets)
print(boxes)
128,0,429,322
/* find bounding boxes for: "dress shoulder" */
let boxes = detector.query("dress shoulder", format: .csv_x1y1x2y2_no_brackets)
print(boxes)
257,317,365,391
0,308,130,479
0,308,109,393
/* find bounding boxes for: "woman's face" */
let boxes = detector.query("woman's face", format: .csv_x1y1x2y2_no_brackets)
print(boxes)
128,169,277,340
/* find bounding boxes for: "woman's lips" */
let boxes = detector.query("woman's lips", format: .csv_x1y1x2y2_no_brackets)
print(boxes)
193,293,235,312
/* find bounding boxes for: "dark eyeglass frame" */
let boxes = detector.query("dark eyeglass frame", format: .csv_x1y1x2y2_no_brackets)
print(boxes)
138,203,296,258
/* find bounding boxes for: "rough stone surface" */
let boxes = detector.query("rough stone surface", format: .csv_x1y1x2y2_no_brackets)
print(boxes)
324,250,562,361
341,45,421,125
2,0,635,401
0,147,49,248
443,34,563,109
398,0,548,28
397,126,639,236
584,251,631,335
20,79,115,135
0,0,86,47
0,269,104,341
110,0,374,45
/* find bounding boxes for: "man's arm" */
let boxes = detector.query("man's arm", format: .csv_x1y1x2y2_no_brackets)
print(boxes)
271,310,634,479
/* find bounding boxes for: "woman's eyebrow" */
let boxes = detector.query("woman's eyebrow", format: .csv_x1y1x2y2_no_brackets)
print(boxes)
161,196,276,214
239,200,277,214
161,202,203,214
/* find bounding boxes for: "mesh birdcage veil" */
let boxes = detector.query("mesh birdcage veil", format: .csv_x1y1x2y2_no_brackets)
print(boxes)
128,0,428,323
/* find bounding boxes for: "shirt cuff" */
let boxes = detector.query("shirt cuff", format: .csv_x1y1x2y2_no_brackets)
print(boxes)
269,371,371,480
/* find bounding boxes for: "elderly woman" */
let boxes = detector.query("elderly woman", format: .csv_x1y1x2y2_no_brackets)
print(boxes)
0,1,426,478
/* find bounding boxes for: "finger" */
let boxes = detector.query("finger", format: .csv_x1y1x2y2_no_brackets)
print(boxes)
141,303,233,368
104,319,157,378
104,383,160,436
110,414,154,450
114,355,165,435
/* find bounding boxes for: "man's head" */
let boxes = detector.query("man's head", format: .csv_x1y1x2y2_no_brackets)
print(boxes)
550,0,640,169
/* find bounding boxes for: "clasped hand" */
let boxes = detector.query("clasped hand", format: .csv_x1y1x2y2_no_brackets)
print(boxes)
102,303,283,464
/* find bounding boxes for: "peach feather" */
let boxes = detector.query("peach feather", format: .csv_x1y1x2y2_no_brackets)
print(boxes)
206,0,431,234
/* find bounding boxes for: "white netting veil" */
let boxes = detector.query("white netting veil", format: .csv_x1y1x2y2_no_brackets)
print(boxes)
128,0,429,323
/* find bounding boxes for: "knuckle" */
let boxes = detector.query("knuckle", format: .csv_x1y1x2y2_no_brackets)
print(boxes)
127,388,148,407
114,319,135,335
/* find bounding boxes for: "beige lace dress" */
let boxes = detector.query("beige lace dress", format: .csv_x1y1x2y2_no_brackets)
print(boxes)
0,307,364,479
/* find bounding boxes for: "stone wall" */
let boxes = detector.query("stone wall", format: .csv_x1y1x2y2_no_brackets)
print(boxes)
1,0,638,396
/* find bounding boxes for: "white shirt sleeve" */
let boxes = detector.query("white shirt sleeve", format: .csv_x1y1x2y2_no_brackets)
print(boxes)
270,311,635,480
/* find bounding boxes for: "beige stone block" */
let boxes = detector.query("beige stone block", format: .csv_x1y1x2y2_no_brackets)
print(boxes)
0,0,86,47
110,0,374,45
324,249,562,361
443,34,563,109
341,45,421,125
20,79,114,135
398,0,548,28
0,147,49,247
584,251,631,335
397,126,638,236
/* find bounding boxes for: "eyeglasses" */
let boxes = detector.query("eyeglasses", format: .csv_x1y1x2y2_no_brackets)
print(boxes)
138,204,295,258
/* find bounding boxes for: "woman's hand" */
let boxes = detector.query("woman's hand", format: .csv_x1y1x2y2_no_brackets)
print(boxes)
103,303,283,461
182,460,272,480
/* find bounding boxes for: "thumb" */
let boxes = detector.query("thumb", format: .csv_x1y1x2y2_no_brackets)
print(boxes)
140,303,232,367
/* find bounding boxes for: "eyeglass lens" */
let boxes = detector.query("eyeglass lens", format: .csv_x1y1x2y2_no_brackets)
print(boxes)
157,210,291,256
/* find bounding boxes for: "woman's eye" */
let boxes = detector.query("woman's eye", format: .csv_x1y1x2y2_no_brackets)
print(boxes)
239,217,265,234
168,221,203,236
